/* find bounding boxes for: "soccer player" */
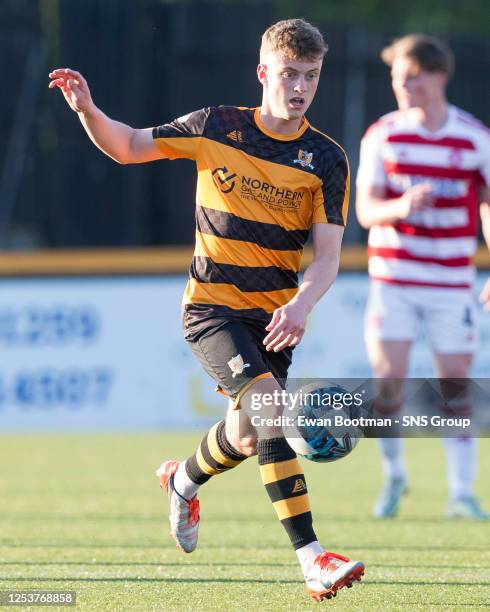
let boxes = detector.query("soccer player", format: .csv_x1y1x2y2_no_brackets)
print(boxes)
49,19,364,600
356,34,490,519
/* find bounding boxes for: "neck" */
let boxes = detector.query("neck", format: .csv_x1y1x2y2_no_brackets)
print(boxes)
411,98,449,132
259,105,303,135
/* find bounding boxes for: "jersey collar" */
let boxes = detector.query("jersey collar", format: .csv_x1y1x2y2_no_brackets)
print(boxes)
254,107,309,141
409,105,456,139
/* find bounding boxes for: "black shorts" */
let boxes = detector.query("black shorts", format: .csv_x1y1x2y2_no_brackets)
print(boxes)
188,319,293,405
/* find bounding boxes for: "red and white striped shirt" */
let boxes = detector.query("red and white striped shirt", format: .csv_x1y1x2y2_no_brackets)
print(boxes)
356,105,490,289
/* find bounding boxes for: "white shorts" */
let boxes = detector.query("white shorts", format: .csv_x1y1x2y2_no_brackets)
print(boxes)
364,281,479,354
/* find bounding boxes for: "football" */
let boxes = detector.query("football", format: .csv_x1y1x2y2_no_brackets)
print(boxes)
283,384,362,463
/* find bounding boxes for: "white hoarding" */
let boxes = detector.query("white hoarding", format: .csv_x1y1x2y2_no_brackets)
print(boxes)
1,274,489,430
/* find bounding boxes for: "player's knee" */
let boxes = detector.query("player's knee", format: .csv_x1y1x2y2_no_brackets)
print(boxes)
228,430,257,457
241,376,284,418
373,364,406,379
439,366,469,378
373,379,404,415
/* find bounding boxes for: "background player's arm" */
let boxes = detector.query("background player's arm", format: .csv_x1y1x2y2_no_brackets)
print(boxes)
479,189,490,310
263,223,343,352
48,68,164,164
356,183,434,228
356,124,433,228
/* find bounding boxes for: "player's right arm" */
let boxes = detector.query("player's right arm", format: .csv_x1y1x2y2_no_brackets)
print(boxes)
355,120,433,228
48,68,164,164
356,183,435,229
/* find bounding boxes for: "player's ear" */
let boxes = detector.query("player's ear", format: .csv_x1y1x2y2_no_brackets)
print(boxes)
257,63,268,85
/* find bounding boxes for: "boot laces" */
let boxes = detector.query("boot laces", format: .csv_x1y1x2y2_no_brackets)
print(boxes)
316,551,350,572
187,497,200,526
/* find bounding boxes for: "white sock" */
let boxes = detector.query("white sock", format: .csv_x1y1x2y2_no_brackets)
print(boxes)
172,461,200,500
296,540,324,577
378,438,406,481
443,437,477,500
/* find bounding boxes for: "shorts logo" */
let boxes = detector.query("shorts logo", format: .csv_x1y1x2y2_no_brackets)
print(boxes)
462,306,474,327
293,149,314,170
212,167,237,193
227,354,250,378
291,478,306,494
227,130,243,143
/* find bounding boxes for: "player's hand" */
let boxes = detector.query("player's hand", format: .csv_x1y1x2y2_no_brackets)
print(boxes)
48,68,94,114
263,301,309,352
397,183,434,219
479,278,490,311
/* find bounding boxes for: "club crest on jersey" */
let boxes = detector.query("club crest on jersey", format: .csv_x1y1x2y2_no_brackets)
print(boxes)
227,354,250,378
448,148,463,168
293,149,314,170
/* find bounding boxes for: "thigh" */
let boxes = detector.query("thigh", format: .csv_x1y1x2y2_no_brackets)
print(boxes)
364,281,418,344
366,339,412,378
225,375,293,447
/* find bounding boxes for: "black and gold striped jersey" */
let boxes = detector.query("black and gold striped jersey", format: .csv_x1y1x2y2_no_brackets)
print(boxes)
152,106,349,338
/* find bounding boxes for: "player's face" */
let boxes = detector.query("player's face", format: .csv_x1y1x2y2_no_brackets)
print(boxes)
391,57,446,110
258,53,323,120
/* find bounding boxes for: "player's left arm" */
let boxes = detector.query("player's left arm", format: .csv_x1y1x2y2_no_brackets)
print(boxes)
479,187,490,310
263,223,343,352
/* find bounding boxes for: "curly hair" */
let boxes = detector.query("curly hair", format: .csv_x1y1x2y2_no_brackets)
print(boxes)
260,19,328,62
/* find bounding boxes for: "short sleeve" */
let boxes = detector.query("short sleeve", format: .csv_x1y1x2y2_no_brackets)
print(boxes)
152,108,210,160
356,122,387,188
475,127,490,187
312,152,350,226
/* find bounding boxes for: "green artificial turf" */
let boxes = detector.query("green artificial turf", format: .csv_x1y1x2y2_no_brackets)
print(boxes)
0,434,489,611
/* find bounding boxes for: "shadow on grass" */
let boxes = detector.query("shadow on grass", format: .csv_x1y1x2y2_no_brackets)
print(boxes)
0,512,466,524
0,561,296,568
399,605,489,609
0,562,489,571
1,541,488,552
0,577,488,588
0,577,300,585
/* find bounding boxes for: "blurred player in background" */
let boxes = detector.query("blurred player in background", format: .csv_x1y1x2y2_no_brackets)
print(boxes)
49,19,364,601
356,34,490,519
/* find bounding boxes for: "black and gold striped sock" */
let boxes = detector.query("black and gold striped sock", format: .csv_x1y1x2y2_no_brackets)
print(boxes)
185,420,247,485
258,437,317,549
